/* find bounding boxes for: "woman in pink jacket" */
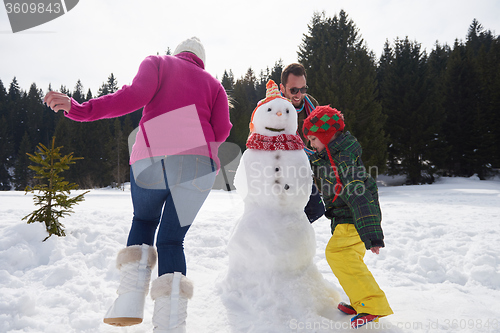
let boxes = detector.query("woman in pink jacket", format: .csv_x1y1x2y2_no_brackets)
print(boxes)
45,37,232,332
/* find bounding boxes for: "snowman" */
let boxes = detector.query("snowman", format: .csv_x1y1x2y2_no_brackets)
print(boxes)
220,80,341,331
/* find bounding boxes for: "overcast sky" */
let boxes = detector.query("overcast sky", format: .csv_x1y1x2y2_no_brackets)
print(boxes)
1,0,499,95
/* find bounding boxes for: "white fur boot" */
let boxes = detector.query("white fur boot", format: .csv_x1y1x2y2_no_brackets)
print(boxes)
103,244,157,326
151,272,194,333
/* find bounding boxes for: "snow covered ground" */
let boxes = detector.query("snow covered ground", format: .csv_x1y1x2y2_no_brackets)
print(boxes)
1,176,500,333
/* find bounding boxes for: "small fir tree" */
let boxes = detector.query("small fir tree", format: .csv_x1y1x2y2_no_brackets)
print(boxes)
23,137,89,241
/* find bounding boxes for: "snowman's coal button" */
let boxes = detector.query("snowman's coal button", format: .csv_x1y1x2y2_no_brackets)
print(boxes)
275,168,279,172
284,184,290,190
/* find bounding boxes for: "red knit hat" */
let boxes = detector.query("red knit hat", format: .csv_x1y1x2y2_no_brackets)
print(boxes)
303,105,345,202
302,105,345,146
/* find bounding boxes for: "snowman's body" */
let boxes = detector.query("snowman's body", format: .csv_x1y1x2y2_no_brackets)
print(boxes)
220,84,341,329
229,98,316,272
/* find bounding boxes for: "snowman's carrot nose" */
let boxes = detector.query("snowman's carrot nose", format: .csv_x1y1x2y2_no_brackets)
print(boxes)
276,111,282,116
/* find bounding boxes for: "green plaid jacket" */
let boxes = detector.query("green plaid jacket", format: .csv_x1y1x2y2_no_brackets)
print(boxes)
309,132,385,249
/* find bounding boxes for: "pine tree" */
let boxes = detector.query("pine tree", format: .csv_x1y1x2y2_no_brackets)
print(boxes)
0,79,6,109
0,115,14,190
54,113,78,183
7,77,25,155
472,45,496,178
256,68,270,99
43,86,59,147
254,61,283,99
466,20,499,177
243,68,258,105
107,73,119,93
25,83,44,147
85,88,93,101
442,41,480,177
23,137,89,241
8,77,22,101
426,43,452,174
52,81,87,185
489,38,500,169
122,115,134,182
379,37,443,184
226,68,258,151
0,80,13,189
98,73,119,96
59,85,70,95
14,131,33,190
97,81,109,97
377,41,393,91
269,60,284,86
221,70,235,110
72,80,85,103
107,118,129,189
71,73,118,188
467,19,494,56
298,10,387,177
221,70,235,92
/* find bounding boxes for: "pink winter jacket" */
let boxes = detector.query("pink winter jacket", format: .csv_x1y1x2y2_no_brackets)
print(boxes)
66,52,232,169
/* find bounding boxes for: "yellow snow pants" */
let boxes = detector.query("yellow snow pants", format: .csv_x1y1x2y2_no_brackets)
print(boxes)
325,224,393,317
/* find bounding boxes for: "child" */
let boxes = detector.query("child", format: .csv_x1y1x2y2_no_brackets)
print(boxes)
302,105,393,329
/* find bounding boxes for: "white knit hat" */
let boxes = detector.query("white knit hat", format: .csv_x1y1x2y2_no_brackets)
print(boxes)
173,37,206,65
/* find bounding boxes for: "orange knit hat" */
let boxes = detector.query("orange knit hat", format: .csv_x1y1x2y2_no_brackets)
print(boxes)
249,80,290,133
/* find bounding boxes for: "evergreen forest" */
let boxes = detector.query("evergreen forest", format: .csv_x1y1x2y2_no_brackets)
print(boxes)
1,10,499,190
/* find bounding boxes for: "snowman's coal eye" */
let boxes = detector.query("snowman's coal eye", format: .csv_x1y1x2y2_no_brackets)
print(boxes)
267,108,272,112
286,109,290,114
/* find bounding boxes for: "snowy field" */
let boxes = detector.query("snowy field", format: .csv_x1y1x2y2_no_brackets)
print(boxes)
1,176,500,333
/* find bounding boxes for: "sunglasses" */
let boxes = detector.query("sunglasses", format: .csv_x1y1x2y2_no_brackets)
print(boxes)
289,86,308,95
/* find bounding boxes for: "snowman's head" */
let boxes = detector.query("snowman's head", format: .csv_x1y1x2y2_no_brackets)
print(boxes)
251,98,297,136
249,80,298,136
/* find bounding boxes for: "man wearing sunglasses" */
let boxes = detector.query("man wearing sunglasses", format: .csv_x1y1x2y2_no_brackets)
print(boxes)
280,63,325,223
279,63,319,145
